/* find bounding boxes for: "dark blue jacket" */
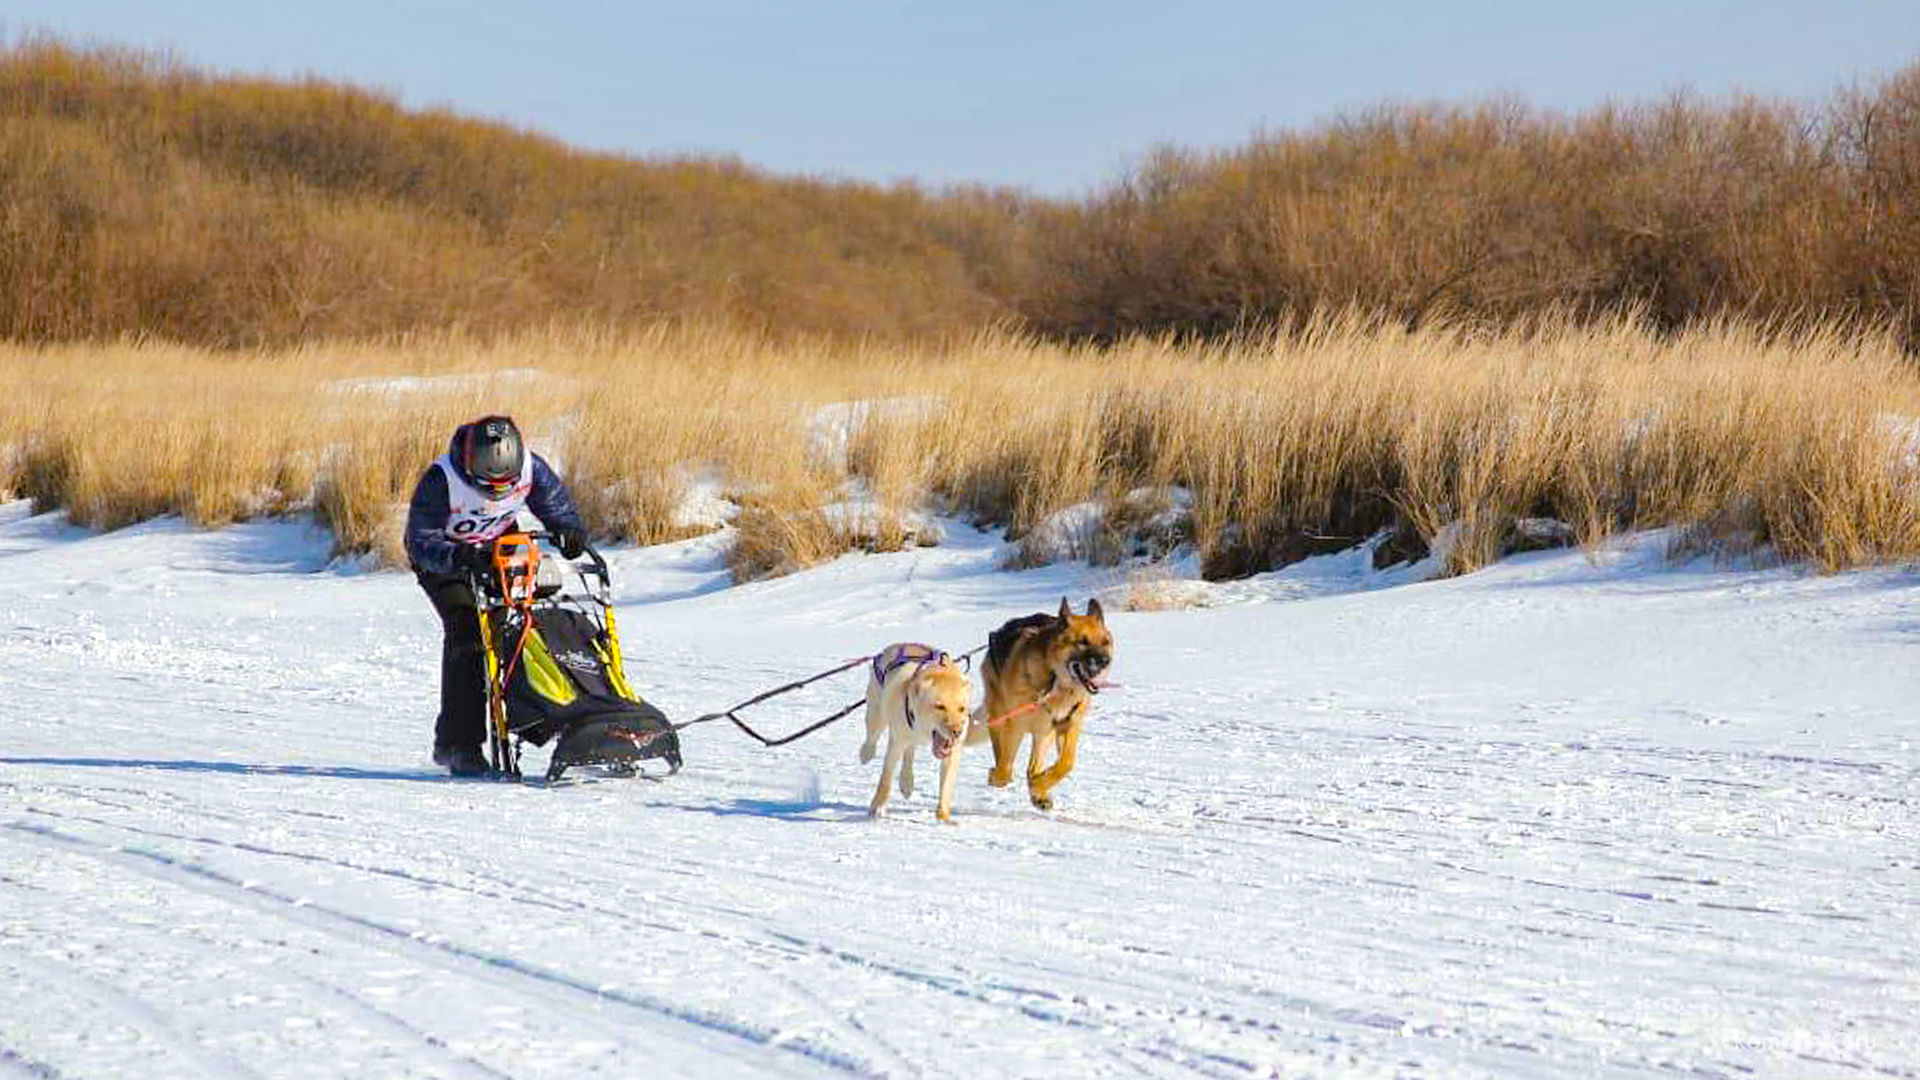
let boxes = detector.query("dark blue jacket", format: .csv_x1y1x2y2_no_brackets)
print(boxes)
404,428,584,576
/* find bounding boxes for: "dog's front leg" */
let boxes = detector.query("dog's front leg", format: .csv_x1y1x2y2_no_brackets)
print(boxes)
935,745,961,823
899,745,916,798
858,692,884,764
1029,714,1083,807
986,713,1018,788
870,733,903,818
1025,726,1058,810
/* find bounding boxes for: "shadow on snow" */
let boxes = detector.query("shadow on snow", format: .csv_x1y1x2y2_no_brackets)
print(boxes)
0,756,450,783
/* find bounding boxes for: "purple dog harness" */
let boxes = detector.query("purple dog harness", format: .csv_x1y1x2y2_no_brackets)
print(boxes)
871,643,950,685
873,643,968,756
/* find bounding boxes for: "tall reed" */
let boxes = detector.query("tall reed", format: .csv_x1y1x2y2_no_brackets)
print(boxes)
6,316,1915,579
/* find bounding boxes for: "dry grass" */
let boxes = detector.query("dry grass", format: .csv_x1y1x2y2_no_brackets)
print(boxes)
5,315,1918,581
1,335,570,558
724,499,923,583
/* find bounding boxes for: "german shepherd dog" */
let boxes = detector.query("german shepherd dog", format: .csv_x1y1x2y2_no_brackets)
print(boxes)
971,598,1114,810
859,644,974,822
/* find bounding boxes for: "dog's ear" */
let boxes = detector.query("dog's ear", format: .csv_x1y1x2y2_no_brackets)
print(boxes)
1085,596,1104,622
1057,596,1071,622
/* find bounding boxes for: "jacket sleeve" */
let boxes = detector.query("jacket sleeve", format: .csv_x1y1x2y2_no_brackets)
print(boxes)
527,454,585,535
404,466,458,574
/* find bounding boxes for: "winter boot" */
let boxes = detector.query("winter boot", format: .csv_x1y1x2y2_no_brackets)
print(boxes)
433,743,494,778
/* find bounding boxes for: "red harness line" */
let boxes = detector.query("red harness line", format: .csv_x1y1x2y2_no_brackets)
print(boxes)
979,678,1121,730
983,699,1044,730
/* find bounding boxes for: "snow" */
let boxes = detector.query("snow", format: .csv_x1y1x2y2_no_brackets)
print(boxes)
817,497,946,549
807,398,942,468
1016,500,1109,564
672,470,740,533
1126,534,1441,611
1886,413,1920,471
325,368,548,396
3,500,1917,1079
1016,488,1195,569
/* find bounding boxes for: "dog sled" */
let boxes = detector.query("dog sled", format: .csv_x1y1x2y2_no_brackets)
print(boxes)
472,531,682,782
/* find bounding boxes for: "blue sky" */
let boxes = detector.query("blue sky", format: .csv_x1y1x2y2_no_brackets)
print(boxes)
6,1,1916,194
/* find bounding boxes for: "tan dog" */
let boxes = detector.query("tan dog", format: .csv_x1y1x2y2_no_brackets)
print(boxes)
971,598,1114,810
858,644,974,822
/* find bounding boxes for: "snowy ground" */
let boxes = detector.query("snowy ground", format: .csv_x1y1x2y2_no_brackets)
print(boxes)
2,501,1916,1080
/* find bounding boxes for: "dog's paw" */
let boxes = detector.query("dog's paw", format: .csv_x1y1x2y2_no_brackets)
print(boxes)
858,741,876,764
987,767,1012,788
868,803,887,819
1029,793,1054,811
937,810,958,825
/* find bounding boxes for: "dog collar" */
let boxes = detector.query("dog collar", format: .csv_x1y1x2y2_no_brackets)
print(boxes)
904,693,969,755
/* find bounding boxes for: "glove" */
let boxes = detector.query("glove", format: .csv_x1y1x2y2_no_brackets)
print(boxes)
553,525,588,560
451,542,491,576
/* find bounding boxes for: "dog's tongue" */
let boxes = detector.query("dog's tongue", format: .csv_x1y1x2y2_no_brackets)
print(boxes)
932,731,953,759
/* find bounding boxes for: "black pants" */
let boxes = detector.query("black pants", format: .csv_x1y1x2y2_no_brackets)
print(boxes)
421,574,488,751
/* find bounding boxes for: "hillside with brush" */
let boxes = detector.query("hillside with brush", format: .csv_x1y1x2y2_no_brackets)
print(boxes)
0,39,1030,345
1023,79,1920,345
4,39,1920,348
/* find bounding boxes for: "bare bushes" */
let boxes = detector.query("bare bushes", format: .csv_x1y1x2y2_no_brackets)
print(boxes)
0,40,1018,347
9,40,1920,353
1022,75,1920,348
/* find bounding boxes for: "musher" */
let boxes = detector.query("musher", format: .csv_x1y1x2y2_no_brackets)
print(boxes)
404,415,587,776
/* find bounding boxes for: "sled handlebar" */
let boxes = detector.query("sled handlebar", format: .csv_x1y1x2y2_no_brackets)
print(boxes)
512,530,611,585
465,531,611,604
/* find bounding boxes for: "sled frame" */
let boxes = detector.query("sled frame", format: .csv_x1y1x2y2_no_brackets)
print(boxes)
472,531,653,781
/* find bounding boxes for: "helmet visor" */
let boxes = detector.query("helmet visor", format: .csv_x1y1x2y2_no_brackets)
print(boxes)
463,416,524,493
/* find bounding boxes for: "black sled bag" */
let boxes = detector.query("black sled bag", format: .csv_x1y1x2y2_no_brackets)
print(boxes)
499,606,682,777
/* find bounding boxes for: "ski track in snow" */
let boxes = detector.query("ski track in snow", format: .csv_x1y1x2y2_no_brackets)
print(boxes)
1,501,1916,1079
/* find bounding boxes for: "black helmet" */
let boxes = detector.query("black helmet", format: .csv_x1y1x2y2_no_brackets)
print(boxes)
461,415,525,496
